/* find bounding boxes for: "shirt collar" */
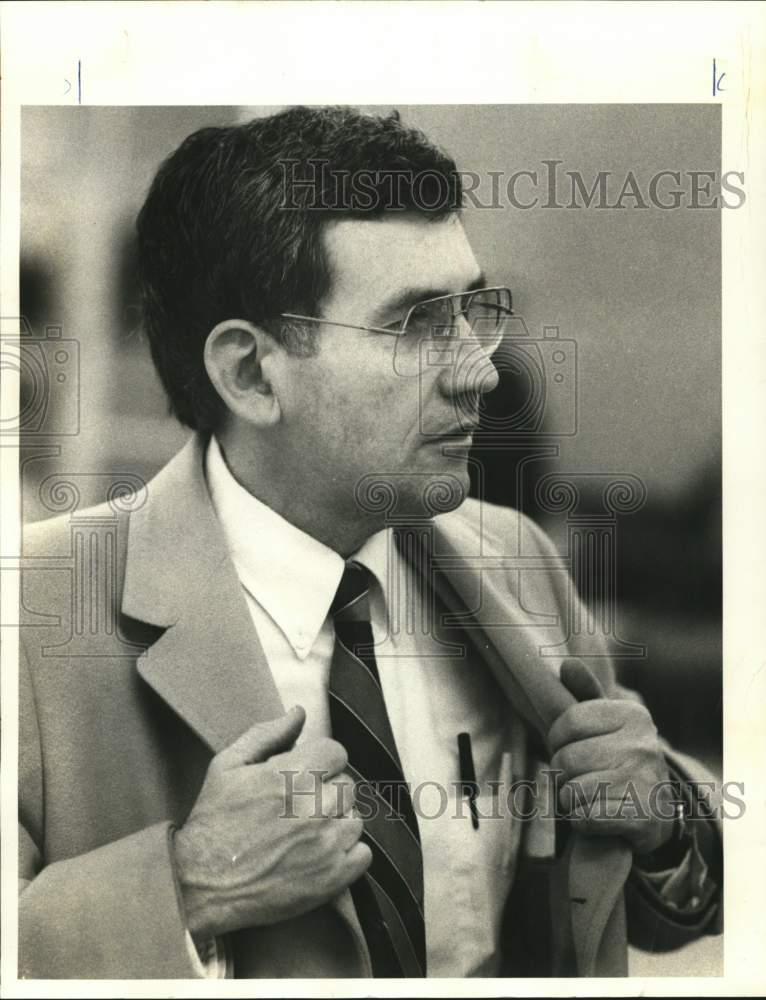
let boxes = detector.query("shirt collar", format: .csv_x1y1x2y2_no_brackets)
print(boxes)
206,434,347,659
206,435,396,657
352,527,394,614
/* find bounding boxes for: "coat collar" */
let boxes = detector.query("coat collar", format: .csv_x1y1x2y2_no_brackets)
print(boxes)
123,433,283,753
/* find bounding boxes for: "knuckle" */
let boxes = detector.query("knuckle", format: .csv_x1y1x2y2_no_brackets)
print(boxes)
330,818,352,850
335,815,363,847
340,781,357,813
315,792,335,822
567,700,589,720
319,822,340,853
296,738,348,776
342,843,371,881
313,863,337,895
585,700,611,723
556,706,578,736
330,840,352,870
356,842,373,869
625,699,648,719
324,738,349,770
623,701,649,728
555,748,574,777
563,722,579,748
328,772,352,795
267,748,293,773
549,716,573,752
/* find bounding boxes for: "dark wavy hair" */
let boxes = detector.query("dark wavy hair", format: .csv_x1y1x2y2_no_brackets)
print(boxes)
135,106,461,431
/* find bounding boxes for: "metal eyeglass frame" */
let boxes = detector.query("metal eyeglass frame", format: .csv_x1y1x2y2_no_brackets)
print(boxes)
280,285,514,339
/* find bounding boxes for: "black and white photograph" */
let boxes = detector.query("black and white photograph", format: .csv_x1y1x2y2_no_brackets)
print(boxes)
2,3,764,996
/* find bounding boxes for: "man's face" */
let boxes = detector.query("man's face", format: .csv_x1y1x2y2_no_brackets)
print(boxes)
273,213,500,523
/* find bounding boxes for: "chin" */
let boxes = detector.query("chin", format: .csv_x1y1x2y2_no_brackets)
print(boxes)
402,465,469,519
353,464,469,523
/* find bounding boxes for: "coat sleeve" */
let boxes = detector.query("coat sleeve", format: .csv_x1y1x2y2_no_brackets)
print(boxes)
623,746,723,951
18,638,207,980
509,505,723,948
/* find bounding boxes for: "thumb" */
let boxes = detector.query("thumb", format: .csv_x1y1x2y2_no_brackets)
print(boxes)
559,658,606,703
217,704,306,768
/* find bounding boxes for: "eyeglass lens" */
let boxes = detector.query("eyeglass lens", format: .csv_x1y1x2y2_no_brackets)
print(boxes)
404,289,512,344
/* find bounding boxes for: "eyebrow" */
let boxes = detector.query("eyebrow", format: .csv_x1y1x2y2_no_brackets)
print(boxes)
373,272,487,324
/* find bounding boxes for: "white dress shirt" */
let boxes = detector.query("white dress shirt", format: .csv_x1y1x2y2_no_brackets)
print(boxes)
205,434,525,977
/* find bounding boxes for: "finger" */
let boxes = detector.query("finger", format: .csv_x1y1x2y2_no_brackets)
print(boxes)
548,699,629,756
557,769,622,823
325,772,356,817
558,769,658,833
342,841,373,884
559,658,606,703
336,815,365,851
274,737,349,781
313,777,355,820
566,813,648,840
217,705,306,769
550,732,624,780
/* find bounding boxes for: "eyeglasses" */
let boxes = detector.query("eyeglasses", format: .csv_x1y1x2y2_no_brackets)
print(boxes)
281,286,514,373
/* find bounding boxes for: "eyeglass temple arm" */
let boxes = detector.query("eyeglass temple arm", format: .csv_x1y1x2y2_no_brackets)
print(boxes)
280,313,403,337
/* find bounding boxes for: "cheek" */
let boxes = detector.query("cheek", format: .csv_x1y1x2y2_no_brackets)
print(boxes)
290,367,368,454
290,346,425,452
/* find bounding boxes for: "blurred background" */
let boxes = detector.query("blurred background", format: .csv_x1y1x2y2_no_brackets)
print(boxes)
19,104,721,777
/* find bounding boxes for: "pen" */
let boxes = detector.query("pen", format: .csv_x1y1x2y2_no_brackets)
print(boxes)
457,732,479,830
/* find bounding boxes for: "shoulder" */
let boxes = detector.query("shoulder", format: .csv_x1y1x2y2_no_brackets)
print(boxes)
434,495,562,560
23,499,130,557
21,501,134,636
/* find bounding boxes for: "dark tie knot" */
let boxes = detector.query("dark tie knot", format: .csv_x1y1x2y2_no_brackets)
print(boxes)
331,561,372,618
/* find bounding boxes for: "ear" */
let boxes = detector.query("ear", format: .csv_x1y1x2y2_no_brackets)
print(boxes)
203,319,282,428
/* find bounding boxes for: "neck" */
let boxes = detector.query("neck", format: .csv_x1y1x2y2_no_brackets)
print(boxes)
215,427,381,558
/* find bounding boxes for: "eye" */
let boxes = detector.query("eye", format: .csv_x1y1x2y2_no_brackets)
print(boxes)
406,300,451,337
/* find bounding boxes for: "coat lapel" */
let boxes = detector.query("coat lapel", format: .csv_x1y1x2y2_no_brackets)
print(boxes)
428,508,633,977
121,433,372,977
122,434,283,753
428,508,572,742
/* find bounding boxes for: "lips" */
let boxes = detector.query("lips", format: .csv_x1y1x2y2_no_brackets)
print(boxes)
442,420,480,436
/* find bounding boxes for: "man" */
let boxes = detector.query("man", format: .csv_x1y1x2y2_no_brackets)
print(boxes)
19,106,721,979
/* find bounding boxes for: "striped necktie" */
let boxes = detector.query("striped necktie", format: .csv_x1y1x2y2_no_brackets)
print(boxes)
329,561,427,977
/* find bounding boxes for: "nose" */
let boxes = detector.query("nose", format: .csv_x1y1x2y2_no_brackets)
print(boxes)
441,336,501,401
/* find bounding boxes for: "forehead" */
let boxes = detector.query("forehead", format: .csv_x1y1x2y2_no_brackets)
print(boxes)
320,214,481,316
